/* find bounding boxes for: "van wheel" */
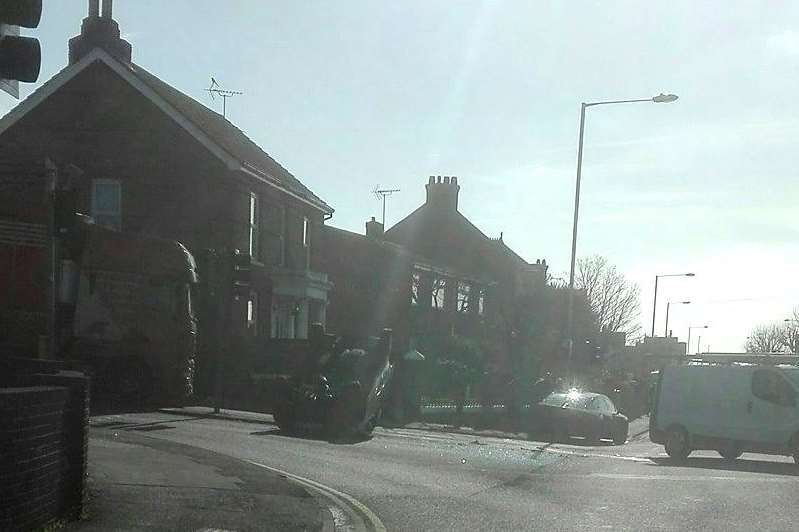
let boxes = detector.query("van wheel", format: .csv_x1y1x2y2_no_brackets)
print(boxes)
718,443,742,461
664,426,691,461
790,435,799,465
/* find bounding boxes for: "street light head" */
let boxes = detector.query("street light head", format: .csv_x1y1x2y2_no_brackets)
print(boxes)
653,93,679,103
682,301,691,304
685,273,695,277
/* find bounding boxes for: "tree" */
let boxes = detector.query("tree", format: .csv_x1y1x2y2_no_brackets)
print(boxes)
575,255,642,340
745,322,787,353
779,307,799,354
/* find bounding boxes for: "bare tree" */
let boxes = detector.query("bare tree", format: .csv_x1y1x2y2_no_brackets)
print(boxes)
745,322,788,353
575,255,642,340
780,307,799,354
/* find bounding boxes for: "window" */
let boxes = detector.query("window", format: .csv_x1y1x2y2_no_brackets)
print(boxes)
91,179,121,230
248,193,260,261
457,282,471,313
431,276,446,309
475,287,486,316
247,291,258,336
411,271,421,306
752,370,796,407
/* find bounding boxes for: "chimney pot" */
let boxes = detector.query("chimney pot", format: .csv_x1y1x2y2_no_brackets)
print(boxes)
428,176,435,185
436,175,441,183
89,0,100,17
452,176,458,185
101,0,113,19
444,176,450,184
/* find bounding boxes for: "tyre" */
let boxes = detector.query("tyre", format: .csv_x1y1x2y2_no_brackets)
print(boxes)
273,402,297,434
553,424,569,443
612,423,628,446
117,359,152,404
717,443,742,461
664,425,691,460
790,435,799,465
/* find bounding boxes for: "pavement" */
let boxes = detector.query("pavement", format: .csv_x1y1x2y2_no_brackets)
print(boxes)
67,419,328,532
77,407,799,531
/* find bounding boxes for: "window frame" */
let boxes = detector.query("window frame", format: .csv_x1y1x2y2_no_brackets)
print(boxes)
431,276,447,310
248,192,261,262
456,281,471,313
247,290,259,336
752,369,796,407
90,179,122,230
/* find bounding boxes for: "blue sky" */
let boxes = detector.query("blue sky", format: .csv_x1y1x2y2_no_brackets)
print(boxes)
5,1,799,352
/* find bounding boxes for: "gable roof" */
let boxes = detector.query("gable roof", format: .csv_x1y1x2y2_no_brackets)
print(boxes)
322,224,495,284
0,48,332,214
385,202,532,274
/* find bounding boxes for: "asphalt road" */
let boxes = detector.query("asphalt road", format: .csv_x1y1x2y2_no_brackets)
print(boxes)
89,412,799,531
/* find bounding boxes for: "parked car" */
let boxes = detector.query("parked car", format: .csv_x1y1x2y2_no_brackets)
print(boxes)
650,362,799,462
529,390,629,445
273,331,394,439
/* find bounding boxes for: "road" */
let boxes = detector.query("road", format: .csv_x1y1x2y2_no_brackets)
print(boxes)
89,411,799,531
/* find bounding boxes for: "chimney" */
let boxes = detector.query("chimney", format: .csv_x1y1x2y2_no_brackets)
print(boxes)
69,0,132,65
365,216,384,239
425,175,460,211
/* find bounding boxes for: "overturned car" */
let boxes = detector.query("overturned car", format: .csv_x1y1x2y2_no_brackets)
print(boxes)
273,328,394,439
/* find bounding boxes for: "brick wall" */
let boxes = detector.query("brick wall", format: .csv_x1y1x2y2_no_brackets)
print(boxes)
0,371,90,531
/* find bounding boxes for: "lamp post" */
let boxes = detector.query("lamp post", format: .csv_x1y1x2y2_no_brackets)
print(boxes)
650,272,695,337
566,93,679,370
664,300,690,337
687,325,708,355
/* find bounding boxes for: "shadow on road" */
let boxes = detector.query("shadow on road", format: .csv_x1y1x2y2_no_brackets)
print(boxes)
648,456,799,476
249,427,373,445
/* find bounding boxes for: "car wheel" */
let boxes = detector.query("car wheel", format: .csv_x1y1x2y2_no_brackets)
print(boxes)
612,423,628,445
273,404,296,434
717,442,743,461
790,434,799,465
117,359,152,404
553,424,569,443
664,425,691,461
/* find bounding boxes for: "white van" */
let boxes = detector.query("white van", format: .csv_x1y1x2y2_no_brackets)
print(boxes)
650,362,799,462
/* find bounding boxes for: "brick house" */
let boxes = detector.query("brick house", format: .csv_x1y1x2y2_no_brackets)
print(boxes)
320,176,549,391
0,3,332,373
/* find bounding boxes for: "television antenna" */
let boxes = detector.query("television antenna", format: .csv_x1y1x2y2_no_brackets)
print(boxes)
372,185,401,226
207,77,243,119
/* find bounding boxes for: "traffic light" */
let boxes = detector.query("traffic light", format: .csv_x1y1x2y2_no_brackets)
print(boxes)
0,0,43,98
231,249,251,298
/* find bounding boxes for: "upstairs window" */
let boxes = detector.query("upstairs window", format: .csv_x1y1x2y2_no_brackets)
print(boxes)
475,287,486,316
432,277,446,310
91,179,121,230
411,271,421,306
248,193,260,261
302,216,310,248
457,282,471,313
247,290,259,336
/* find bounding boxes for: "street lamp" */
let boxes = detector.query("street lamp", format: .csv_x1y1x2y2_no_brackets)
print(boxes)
651,272,695,337
566,93,679,369
664,300,690,337
687,325,708,355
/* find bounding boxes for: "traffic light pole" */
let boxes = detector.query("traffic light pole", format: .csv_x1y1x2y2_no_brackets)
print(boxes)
213,249,232,414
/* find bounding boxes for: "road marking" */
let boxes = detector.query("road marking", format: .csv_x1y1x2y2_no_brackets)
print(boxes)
590,472,798,482
246,460,386,532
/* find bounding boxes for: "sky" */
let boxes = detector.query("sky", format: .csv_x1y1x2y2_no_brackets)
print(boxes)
4,1,799,352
